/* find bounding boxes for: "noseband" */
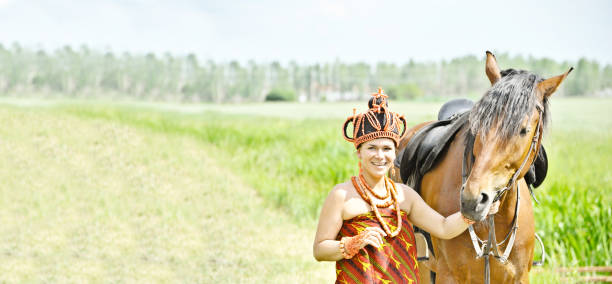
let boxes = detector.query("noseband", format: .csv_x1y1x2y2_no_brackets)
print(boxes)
461,104,543,284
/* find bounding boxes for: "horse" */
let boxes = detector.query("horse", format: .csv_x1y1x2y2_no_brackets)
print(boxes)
392,51,572,283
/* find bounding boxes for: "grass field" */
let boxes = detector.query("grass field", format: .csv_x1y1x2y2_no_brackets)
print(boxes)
0,107,334,282
0,97,609,282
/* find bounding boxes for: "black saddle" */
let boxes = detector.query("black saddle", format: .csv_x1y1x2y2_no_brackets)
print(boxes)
437,98,475,121
395,99,474,191
398,113,468,190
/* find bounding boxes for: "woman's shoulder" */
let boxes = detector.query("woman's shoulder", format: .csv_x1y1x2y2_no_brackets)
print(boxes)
392,181,420,203
393,182,416,193
325,180,356,200
330,180,352,195
335,180,354,190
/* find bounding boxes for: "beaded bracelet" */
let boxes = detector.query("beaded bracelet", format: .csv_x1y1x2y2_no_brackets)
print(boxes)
339,237,351,259
339,234,366,259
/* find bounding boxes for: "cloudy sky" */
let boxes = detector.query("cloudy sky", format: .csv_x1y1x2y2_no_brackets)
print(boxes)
1,0,610,64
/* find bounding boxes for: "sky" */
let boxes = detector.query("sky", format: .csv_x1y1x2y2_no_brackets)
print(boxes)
1,0,611,64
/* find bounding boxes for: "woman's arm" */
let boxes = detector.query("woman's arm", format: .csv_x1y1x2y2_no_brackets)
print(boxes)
313,187,346,261
400,184,498,240
313,186,385,261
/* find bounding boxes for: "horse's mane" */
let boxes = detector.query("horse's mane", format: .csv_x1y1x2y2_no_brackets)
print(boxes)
468,69,550,144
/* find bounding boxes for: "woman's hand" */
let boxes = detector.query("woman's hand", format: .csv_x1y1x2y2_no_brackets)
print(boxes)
461,201,501,224
340,227,387,258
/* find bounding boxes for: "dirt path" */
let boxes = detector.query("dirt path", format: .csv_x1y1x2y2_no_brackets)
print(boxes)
0,107,334,283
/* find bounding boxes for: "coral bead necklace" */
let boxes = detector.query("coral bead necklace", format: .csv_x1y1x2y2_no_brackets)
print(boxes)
351,174,402,237
351,175,394,208
359,174,390,200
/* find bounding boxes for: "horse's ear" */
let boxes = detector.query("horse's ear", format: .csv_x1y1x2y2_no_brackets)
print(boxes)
537,67,574,98
485,51,501,85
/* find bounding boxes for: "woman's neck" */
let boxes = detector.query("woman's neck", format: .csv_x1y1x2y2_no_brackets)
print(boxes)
361,171,386,193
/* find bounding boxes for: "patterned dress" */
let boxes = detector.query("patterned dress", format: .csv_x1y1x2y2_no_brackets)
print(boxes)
335,208,419,284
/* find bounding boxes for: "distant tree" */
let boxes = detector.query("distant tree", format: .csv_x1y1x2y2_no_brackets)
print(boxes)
566,58,600,96
386,83,424,100
0,45,609,101
602,65,612,90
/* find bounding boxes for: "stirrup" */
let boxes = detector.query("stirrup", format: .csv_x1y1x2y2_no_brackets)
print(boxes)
415,232,430,261
532,233,546,266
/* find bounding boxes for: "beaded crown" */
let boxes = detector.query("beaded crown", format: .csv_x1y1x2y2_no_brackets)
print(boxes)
343,88,407,149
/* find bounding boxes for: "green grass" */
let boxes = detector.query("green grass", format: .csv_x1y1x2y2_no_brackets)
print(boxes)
0,97,609,281
44,104,356,225
47,98,610,267
535,129,611,267
0,107,333,282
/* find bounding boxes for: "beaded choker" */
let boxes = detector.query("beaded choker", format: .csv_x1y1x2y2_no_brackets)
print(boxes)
352,174,392,207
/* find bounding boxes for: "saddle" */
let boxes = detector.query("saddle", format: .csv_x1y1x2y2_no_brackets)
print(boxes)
396,99,473,192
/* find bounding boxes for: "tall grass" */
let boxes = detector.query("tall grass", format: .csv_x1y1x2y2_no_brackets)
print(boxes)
42,98,612,267
534,130,611,267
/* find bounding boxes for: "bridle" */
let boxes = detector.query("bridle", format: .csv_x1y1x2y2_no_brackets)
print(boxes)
461,104,544,284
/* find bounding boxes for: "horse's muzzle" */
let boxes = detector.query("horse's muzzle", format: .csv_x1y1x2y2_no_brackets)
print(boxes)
460,186,493,221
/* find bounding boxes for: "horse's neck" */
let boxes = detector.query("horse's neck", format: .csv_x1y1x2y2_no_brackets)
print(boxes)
419,127,468,215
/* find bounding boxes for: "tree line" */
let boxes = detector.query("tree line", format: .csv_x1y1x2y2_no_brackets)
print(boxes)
1,43,610,102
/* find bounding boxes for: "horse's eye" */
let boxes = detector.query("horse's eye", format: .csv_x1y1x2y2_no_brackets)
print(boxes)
520,128,527,136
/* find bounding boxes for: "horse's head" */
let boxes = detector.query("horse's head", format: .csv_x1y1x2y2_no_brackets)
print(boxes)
460,51,572,221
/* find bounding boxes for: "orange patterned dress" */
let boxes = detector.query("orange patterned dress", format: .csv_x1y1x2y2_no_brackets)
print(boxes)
335,208,419,284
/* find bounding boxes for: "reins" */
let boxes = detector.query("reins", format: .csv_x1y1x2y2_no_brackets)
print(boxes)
461,105,544,284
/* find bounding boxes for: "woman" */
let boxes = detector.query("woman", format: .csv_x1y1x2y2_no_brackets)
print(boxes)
313,89,498,283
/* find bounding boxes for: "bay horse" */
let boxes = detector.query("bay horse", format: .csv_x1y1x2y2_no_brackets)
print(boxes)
392,52,572,283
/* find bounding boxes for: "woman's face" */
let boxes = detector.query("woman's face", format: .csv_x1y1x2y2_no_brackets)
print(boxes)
356,138,396,178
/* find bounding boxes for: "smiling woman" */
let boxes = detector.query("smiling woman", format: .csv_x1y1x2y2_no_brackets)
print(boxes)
312,89,499,283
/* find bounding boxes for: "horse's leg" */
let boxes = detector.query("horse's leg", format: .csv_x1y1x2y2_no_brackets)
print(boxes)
434,238,483,284
418,264,431,284
434,274,457,284
430,259,457,284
